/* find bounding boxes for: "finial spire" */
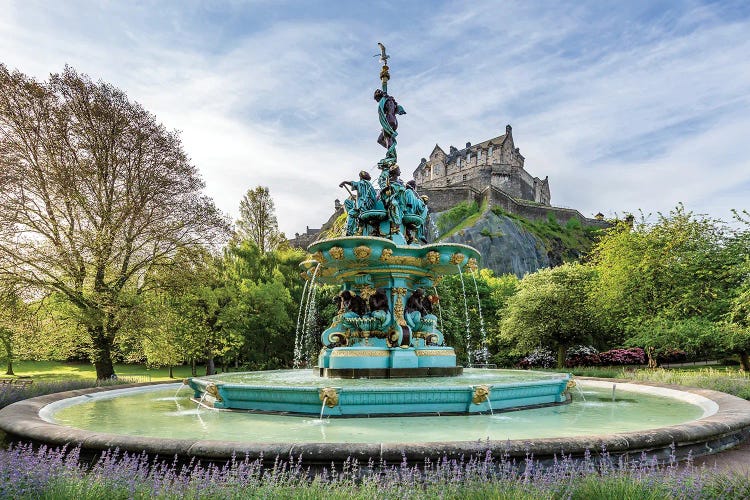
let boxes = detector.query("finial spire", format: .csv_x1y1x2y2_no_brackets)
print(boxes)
377,42,390,93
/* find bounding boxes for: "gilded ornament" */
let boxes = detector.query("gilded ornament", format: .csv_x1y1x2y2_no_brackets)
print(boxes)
331,349,389,357
566,379,577,390
449,253,466,265
319,387,339,407
415,349,454,356
354,245,372,259
425,251,441,265
392,287,407,326
311,251,326,263
205,383,223,402
472,384,490,404
329,247,345,260
465,257,478,272
380,248,423,266
358,285,377,300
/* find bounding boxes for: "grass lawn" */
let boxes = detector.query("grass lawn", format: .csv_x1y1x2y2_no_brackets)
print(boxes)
0,360,205,382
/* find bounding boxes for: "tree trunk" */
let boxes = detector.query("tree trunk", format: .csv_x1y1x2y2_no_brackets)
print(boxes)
739,351,750,372
168,365,174,379
191,358,197,377
205,356,216,376
646,347,658,369
90,326,116,379
5,358,13,376
557,345,566,369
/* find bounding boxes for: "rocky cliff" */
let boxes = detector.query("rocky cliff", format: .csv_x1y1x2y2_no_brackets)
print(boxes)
434,205,600,277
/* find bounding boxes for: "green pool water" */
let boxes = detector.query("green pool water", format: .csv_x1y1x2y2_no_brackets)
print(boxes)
42,380,710,444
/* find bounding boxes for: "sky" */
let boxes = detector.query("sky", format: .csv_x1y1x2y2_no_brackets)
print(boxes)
1,0,749,236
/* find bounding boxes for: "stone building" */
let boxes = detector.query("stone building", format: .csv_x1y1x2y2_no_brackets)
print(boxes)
412,124,550,206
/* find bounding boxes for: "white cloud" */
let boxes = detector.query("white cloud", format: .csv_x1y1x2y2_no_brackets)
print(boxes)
1,0,748,236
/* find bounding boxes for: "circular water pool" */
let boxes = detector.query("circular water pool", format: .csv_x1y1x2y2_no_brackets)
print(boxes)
41,381,710,443
2,376,749,466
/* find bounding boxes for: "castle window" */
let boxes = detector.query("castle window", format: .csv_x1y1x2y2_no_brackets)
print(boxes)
477,150,482,162
488,145,493,157
466,153,471,163
462,174,467,182
456,157,461,168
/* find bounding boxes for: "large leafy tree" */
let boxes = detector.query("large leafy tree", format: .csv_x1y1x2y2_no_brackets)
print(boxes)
589,206,745,364
236,186,284,252
499,263,599,368
0,65,229,378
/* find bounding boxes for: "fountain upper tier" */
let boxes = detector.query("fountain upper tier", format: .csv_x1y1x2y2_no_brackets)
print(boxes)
301,236,480,287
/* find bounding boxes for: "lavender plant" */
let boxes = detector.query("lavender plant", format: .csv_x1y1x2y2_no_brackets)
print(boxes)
1,442,748,499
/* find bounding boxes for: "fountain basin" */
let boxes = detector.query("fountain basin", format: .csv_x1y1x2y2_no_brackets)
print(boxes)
187,369,570,415
2,377,749,467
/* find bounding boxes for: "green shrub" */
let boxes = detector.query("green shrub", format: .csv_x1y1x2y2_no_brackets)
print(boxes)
436,201,480,235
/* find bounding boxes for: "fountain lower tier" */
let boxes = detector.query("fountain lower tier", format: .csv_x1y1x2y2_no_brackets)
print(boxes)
186,370,571,417
317,346,462,378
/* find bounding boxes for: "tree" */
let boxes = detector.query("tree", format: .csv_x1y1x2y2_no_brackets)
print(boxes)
499,263,599,368
589,206,740,347
236,186,283,251
725,280,750,371
0,285,33,375
0,65,229,379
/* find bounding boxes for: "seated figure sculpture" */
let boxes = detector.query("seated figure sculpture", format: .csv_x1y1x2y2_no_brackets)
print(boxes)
405,289,443,346
321,290,368,346
343,195,358,236
340,170,385,237
378,164,406,236
403,180,429,244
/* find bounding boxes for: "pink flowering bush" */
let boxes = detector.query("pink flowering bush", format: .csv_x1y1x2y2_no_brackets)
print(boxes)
597,347,646,366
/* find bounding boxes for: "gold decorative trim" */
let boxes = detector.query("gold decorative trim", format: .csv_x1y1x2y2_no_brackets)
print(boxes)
392,287,407,326
415,350,455,356
449,253,466,265
354,245,372,259
319,387,339,407
330,349,390,357
329,246,344,260
472,384,490,404
358,284,376,300
311,251,326,263
425,251,441,264
182,378,189,385
566,380,577,390
465,257,479,272
205,383,223,402
380,248,423,266
432,276,444,287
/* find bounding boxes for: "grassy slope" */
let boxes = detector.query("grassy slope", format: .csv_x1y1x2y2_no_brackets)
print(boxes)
491,207,601,263
0,360,203,382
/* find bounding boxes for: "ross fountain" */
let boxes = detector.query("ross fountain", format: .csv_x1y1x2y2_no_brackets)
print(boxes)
184,43,570,416
2,45,750,468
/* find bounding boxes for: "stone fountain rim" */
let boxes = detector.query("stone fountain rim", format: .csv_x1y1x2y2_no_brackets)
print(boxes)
1,377,749,464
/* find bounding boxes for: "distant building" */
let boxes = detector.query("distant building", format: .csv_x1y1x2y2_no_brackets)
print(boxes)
413,125,550,206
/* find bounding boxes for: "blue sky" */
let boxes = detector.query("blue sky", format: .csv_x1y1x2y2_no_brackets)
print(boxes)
2,0,749,235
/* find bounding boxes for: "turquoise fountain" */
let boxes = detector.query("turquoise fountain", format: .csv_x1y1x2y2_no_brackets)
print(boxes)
3,45,748,468
186,43,570,416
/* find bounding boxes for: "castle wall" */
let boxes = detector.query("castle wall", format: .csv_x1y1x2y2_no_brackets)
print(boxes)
418,185,607,229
